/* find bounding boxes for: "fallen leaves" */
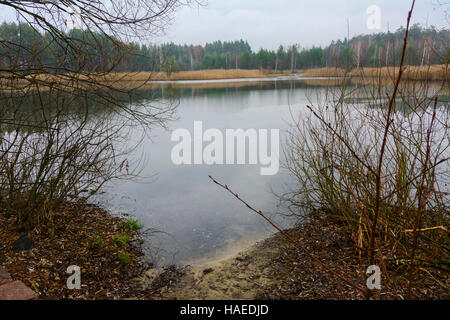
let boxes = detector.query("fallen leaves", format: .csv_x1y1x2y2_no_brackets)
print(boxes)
0,201,149,300
257,213,449,300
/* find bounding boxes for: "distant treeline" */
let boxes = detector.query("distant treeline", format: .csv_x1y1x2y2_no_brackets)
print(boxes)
0,22,448,74
163,25,449,71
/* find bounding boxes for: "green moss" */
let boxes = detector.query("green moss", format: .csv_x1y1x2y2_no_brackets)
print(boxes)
112,234,130,248
124,218,142,231
87,235,105,250
117,251,132,264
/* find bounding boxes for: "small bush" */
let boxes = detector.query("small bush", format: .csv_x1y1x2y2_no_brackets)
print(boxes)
112,234,130,248
87,235,106,251
117,251,132,264
282,71,449,297
124,218,142,231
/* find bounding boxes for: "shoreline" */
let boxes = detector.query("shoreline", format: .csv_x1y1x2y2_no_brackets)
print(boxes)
0,201,148,300
140,212,449,300
1,202,448,300
138,213,361,300
139,213,366,300
1,66,447,94
91,65,449,82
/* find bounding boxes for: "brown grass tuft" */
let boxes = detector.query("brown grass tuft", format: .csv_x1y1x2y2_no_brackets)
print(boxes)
301,68,347,77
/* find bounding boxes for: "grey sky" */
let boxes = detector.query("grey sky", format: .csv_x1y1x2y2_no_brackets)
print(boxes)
160,0,449,50
0,0,448,51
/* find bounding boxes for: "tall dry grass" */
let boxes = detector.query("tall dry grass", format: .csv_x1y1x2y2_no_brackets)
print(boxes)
103,69,272,81
349,65,449,81
282,16,449,297
2,66,447,94
0,69,278,92
302,65,449,80
301,68,347,77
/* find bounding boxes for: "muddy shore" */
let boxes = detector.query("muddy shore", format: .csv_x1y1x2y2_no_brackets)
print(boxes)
139,214,365,300
2,204,447,300
140,212,449,300
141,233,282,299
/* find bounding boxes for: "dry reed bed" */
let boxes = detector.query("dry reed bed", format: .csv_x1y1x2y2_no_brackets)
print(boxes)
0,69,274,92
301,68,348,77
0,66,448,93
302,65,449,80
102,69,272,81
349,65,449,80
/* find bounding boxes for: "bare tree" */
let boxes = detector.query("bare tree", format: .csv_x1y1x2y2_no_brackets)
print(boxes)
0,0,201,230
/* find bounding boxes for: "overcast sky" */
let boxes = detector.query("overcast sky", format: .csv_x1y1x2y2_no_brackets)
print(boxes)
0,0,448,51
160,0,449,50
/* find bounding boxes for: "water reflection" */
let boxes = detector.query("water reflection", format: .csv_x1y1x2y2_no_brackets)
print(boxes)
94,78,449,266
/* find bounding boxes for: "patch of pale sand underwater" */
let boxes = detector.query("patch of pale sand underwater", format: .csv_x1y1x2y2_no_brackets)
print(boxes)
139,231,283,300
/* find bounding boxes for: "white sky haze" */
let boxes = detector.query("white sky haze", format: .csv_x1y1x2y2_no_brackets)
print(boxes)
161,0,449,50
0,0,448,50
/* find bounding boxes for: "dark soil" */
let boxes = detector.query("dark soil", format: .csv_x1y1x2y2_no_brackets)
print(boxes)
1,203,447,300
0,201,149,299
258,212,449,300
140,212,449,300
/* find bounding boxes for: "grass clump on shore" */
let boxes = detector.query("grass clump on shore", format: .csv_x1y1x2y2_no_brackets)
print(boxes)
125,218,142,231
113,234,131,248
117,251,133,265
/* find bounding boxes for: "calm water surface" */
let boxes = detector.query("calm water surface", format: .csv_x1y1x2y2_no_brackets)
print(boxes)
96,79,333,265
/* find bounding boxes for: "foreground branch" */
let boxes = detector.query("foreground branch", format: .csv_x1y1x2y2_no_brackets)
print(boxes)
208,175,369,299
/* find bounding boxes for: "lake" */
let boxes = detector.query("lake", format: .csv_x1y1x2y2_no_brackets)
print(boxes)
94,77,448,266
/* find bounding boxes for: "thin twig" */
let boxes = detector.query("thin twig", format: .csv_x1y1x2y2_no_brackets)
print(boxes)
208,175,369,299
